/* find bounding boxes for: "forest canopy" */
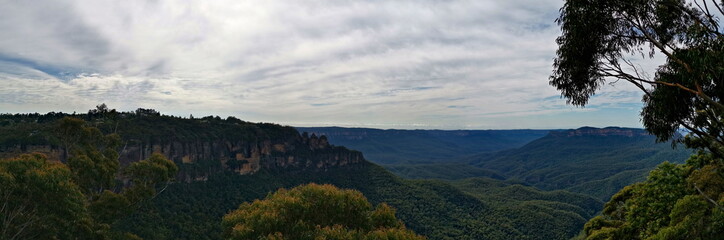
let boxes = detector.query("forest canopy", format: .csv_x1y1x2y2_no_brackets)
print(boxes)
222,183,426,240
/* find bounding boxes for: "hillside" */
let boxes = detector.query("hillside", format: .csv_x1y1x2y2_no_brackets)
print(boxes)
0,111,601,240
116,162,602,240
383,162,505,180
469,127,692,200
297,127,550,164
451,177,604,235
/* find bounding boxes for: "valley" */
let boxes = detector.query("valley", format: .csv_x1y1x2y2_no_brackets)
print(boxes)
0,111,608,240
304,126,692,201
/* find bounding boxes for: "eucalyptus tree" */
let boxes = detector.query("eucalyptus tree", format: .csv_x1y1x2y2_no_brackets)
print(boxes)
1,117,178,239
552,0,723,153
222,184,425,240
551,0,723,238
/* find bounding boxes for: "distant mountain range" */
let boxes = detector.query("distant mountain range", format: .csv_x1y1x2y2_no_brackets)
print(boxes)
296,127,551,164
302,126,692,200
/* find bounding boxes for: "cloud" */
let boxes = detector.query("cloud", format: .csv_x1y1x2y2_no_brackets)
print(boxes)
0,0,653,129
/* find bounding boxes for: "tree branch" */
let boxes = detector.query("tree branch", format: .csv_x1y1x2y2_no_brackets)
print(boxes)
711,0,724,16
694,183,724,211
677,1,723,36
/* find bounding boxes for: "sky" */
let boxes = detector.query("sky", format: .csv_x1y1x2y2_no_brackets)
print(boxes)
0,0,660,129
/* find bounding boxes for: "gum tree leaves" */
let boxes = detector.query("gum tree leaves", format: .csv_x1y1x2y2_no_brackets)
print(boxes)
222,183,425,240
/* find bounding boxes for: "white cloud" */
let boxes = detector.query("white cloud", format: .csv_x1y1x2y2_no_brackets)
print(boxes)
0,0,653,129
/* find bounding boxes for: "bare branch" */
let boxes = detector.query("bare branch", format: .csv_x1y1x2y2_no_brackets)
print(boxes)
694,183,724,211
698,0,721,31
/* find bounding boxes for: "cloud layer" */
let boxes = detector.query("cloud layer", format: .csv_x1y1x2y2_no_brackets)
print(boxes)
0,0,649,129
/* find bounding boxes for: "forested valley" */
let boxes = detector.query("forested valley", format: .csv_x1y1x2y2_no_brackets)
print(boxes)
2,0,724,239
1,103,719,239
1,110,604,239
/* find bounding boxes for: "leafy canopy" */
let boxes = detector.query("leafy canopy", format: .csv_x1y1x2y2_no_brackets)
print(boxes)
582,153,723,239
552,0,723,152
0,153,92,240
0,116,178,239
221,183,425,240
552,0,724,239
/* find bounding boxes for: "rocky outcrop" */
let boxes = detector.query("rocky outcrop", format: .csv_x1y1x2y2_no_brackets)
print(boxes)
0,132,364,181
0,112,370,183
117,134,363,174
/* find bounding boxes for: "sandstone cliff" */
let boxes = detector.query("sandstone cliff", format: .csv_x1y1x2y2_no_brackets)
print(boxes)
0,113,365,181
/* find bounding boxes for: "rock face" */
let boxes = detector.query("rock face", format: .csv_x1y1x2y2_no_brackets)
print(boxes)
118,133,363,176
548,127,650,137
0,130,364,181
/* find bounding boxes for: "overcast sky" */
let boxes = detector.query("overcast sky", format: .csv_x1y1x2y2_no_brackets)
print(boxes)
0,0,658,129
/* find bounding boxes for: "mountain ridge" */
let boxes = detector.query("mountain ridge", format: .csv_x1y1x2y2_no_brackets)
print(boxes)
548,126,651,137
469,127,691,200
297,127,551,164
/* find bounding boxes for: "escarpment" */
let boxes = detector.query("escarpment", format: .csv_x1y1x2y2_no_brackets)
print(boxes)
118,133,364,177
0,112,365,181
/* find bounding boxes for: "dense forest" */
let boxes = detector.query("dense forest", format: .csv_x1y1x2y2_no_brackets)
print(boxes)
117,161,603,240
0,110,603,239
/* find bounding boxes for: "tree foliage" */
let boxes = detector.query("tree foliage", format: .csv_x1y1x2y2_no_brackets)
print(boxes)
552,0,723,151
221,183,425,240
552,0,724,239
60,117,121,195
582,154,724,239
0,153,92,240
0,117,178,239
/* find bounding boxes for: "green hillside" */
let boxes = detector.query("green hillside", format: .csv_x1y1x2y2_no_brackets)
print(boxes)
383,163,505,180
451,177,603,236
116,162,602,240
469,127,692,200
